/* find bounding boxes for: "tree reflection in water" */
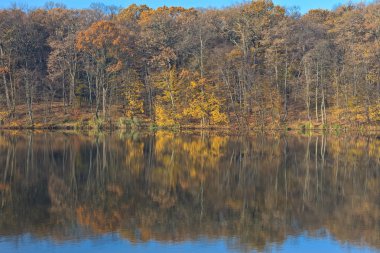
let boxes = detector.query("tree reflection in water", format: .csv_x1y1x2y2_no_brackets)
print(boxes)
0,131,378,252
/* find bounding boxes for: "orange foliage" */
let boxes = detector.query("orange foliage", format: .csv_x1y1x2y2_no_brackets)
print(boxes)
0,66,9,74
76,20,127,57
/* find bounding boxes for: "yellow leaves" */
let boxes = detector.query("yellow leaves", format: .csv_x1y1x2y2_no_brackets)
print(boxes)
151,68,228,127
366,71,378,83
210,136,227,158
211,109,229,125
154,131,174,153
183,100,205,119
190,168,197,178
124,140,144,174
344,100,380,124
369,103,380,122
181,77,228,126
123,70,145,117
227,48,243,59
125,99,144,118
190,81,197,88
155,105,176,127
368,138,380,157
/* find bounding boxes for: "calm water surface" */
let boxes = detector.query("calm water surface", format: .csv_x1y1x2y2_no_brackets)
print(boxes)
0,131,379,252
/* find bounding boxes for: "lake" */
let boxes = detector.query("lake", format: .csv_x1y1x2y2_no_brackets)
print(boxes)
0,131,378,253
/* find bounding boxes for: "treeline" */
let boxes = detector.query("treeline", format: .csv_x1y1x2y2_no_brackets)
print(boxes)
0,0,379,129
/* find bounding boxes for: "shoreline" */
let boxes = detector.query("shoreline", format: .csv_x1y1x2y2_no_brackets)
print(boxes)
1,103,379,134
0,124,379,135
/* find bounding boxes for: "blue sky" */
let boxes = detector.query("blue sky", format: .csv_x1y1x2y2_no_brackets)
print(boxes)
0,0,369,14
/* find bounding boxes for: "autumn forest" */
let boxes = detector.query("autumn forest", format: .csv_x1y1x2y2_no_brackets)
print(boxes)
0,0,379,130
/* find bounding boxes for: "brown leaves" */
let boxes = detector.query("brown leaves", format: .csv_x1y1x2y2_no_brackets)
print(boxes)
0,66,9,74
106,60,123,73
76,20,126,53
76,20,128,77
0,183,10,191
116,4,151,23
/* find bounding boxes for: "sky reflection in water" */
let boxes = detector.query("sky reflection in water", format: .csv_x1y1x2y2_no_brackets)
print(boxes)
0,233,378,253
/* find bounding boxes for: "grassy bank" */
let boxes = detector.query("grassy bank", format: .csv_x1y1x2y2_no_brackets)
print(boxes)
0,103,379,133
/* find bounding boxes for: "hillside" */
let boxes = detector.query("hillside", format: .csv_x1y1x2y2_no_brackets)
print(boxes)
0,1,379,130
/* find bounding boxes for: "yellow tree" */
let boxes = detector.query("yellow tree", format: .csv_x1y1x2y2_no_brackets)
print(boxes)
122,70,144,118
183,76,228,127
137,6,198,125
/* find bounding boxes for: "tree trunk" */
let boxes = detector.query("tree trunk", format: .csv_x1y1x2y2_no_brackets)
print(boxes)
102,84,106,119
2,73,11,110
304,60,311,121
283,47,288,121
315,62,319,123
69,71,75,106
24,70,34,126
0,46,11,111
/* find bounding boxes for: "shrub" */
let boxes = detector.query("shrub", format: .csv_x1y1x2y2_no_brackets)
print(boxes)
88,117,105,130
118,116,140,129
75,118,88,130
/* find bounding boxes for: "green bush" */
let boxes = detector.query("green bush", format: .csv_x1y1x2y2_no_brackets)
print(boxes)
88,117,105,130
118,116,140,129
75,118,88,130
332,124,341,133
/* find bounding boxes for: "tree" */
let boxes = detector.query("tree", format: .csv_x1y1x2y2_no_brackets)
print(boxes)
76,20,127,119
0,1,379,129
